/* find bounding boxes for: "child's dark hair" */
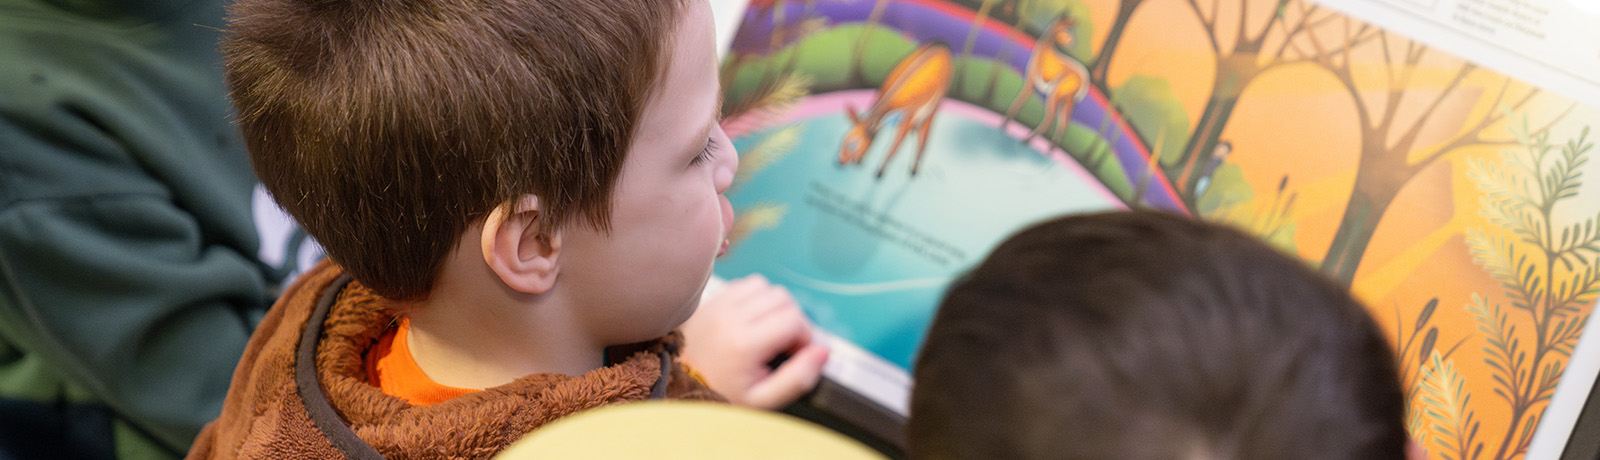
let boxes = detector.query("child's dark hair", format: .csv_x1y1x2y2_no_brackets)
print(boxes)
909,211,1407,460
223,0,688,300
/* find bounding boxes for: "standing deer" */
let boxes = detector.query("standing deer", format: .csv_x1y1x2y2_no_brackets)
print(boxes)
838,42,953,178
999,15,1089,147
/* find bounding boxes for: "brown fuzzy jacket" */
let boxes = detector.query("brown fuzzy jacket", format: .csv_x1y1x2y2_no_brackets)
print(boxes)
187,261,722,460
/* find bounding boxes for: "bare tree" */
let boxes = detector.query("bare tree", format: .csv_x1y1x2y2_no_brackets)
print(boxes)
1162,0,1337,211
1299,20,1566,284
1088,0,1144,93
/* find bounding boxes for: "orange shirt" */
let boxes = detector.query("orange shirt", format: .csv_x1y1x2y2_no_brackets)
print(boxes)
365,317,476,405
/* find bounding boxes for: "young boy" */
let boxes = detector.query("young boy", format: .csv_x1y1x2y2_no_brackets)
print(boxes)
908,211,1424,460
187,0,827,458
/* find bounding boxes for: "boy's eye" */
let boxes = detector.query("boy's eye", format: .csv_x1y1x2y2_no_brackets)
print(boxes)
690,136,718,166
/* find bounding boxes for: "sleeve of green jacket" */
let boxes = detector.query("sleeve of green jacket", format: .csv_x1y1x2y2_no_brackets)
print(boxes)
0,0,281,455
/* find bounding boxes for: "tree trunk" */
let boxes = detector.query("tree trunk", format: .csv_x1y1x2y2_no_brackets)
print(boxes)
1319,151,1409,284
1090,0,1144,94
956,0,1001,88
1170,83,1247,206
852,0,890,86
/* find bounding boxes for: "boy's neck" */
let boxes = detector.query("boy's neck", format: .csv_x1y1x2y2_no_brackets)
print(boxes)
402,251,606,389
405,303,603,389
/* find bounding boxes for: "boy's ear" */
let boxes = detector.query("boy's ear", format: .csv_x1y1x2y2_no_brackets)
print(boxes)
1405,440,1427,460
480,195,561,294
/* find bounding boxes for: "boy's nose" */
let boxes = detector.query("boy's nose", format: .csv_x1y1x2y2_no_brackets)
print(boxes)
713,125,738,193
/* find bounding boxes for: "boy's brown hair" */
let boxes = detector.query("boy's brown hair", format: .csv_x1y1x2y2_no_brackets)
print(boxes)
910,211,1408,460
224,0,688,300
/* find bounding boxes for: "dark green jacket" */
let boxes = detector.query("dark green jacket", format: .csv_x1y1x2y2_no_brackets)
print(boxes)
0,0,296,458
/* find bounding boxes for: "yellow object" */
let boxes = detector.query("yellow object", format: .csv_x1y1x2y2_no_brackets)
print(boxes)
493,401,888,460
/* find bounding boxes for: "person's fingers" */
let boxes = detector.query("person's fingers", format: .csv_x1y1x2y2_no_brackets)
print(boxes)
747,305,813,355
738,273,769,288
743,343,830,409
741,284,798,318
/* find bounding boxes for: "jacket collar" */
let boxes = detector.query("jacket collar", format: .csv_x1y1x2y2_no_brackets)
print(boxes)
293,274,673,459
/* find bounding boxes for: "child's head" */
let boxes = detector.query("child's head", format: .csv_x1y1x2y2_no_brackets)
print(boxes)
224,0,735,342
909,211,1409,460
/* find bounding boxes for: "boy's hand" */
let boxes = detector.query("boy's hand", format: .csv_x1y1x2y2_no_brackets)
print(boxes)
680,274,830,409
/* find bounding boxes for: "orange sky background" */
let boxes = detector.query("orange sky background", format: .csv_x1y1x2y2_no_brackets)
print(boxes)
1065,0,1600,455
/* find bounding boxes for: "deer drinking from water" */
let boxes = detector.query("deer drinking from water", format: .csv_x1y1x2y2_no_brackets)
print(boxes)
999,15,1089,148
838,42,953,178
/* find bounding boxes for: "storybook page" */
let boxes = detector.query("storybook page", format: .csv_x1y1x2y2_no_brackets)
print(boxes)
713,1,1600,457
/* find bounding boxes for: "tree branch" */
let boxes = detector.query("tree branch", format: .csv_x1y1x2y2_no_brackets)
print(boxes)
1406,40,1427,66
1211,0,1223,32
1277,23,1380,67
1338,21,1368,76
1380,31,1397,89
1269,5,1303,61
1329,56,1374,135
1267,0,1298,58
1326,24,1375,132
1531,101,1579,138
1304,12,1343,31
1387,56,1473,165
1301,14,1330,62
1187,0,1223,53
1377,36,1427,133
1414,82,1555,173
1236,0,1251,51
